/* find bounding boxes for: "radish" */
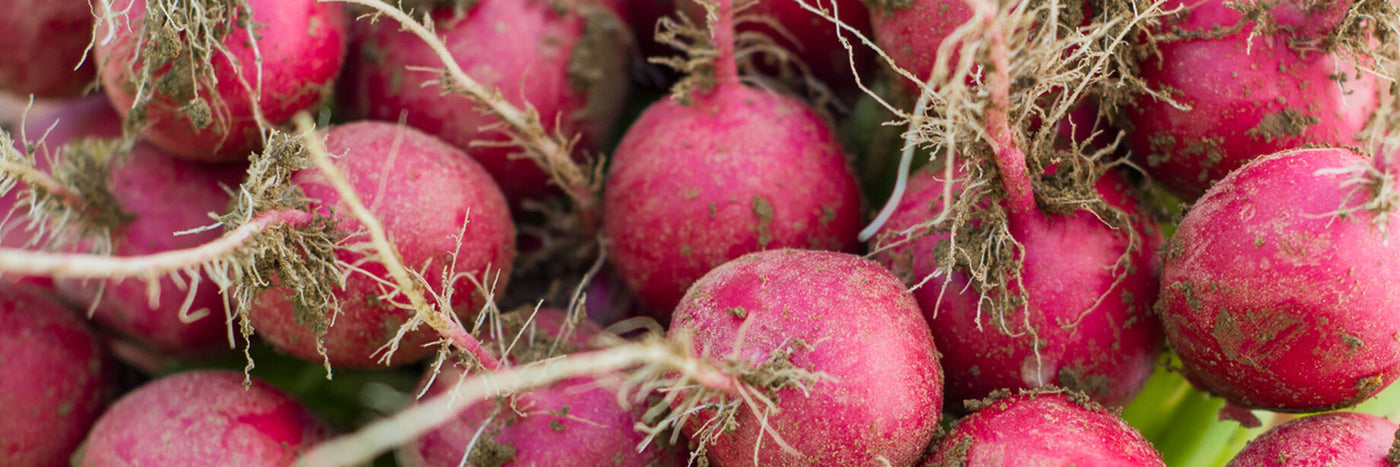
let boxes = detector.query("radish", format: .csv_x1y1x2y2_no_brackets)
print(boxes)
340,0,629,203
25,99,248,356
1122,0,1387,199
669,248,942,466
871,163,1163,408
1159,147,1400,412
94,0,347,161
604,0,862,314
924,390,1166,466
75,370,327,466
248,121,515,368
1227,412,1398,466
865,3,1164,407
0,0,96,98
404,308,661,466
0,284,114,466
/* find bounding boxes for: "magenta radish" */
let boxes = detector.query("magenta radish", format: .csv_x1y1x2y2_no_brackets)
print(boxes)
1123,0,1382,199
340,0,628,203
248,121,515,368
604,0,862,314
1159,147,1400,411
670,249,942,466
0,285,114,466
75,370,326,466
867,3,1163,407
1227,412,1397,466
25,100,247,356
404,308,660,466
0,0,96,98
94,0,346,161
871,164,1163,407
924,390,1166,466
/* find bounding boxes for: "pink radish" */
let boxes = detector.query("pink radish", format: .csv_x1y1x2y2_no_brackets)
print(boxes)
670,248,942,465
1122,0,1383,199
95,0,347,161
0,284,114,466
604,0,862,314
924,390,1166,466
1159,147,1400,411
249,121,515,368
340,0,629,203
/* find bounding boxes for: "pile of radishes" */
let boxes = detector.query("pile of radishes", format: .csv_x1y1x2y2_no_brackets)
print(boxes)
1,0,1398,465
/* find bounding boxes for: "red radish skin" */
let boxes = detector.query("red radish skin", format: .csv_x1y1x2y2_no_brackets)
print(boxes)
1124,0,1380,199
95,0,347,161
1159,148,1400,411
0,285,113,467
341,0,628,203
604,82,862,315
76,370,326,466
866,0,974,90
1227,412,1398,466
405,309,660,466
0,0,96,98
249,121,515,368
924,391,1166,466
671,249,942,466
873,164,1163,407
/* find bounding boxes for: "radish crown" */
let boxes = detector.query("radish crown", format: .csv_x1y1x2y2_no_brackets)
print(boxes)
0,130,130,252
651,0,744,104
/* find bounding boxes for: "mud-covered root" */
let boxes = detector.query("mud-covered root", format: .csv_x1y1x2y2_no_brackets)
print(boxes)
95,0,259,142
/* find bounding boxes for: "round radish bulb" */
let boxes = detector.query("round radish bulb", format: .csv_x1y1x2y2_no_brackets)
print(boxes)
341,0,628,203
76,370,326,466
671,249,942,466
0,285,114,466
924,390,1166,466
1228,412,1397,466
249,121,515,368
13,97,244,356
1123,0,1380,199
607,0,861,316
405,309,660,466
95,0,347,162
871,165,1163,408
0,0,96,98
604,81,861,315
1159,147,1400,411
